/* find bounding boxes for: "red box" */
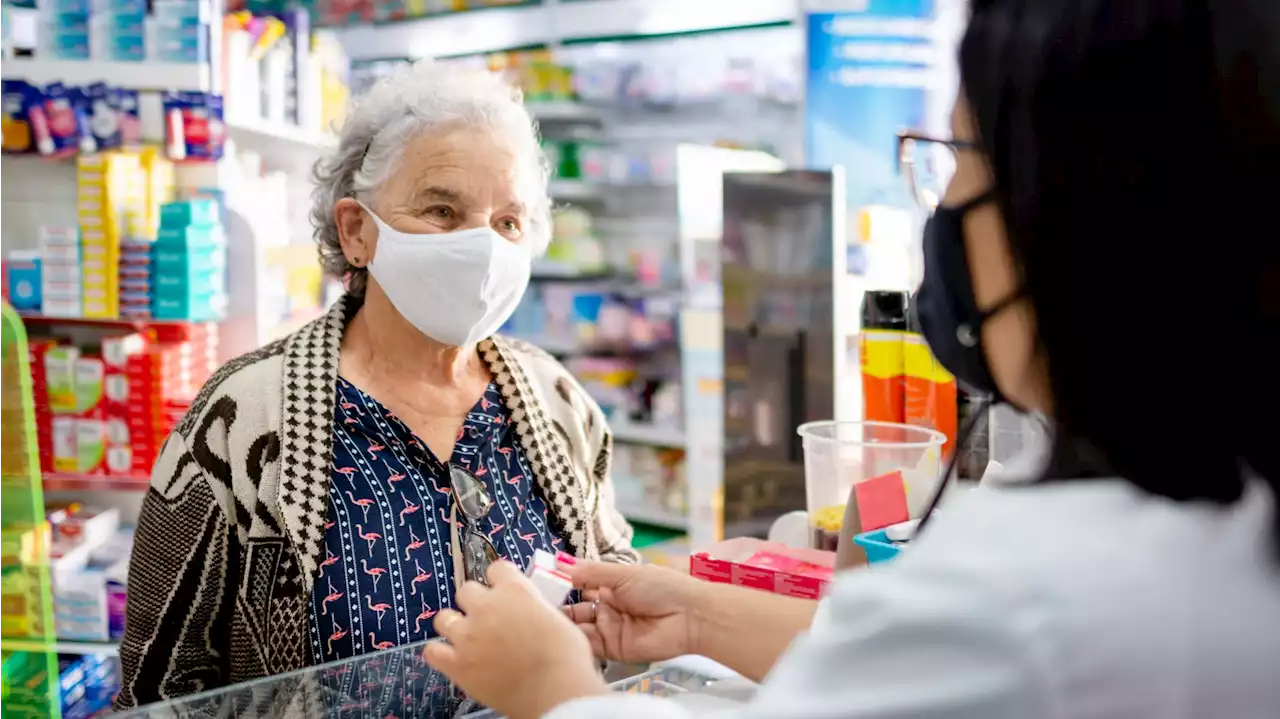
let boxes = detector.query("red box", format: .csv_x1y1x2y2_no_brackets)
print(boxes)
690,538,835,600
29,340,58,471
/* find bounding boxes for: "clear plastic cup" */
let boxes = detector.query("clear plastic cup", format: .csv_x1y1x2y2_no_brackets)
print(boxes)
797,421,946,551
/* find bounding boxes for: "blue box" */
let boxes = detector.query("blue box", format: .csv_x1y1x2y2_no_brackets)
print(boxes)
156,224,223,249
152,29,207,63
154,268,224,296
153,0,212,21
153,242,225,274
94,0,149,12
93,12,145,33
47,0,93,13
152,290,225,321
7,255,43,311
159,198,220,228
95,32,146,61
49,12,91,33
49,31,91,60
852,529,903,565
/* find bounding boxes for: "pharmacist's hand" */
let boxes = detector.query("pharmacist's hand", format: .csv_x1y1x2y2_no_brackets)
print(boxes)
561,560,702,664
424,561,607,719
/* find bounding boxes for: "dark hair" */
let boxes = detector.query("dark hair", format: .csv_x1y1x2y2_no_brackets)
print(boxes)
959,0,1279,547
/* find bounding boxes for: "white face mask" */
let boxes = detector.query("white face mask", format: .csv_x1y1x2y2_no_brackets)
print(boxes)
361,204,532,347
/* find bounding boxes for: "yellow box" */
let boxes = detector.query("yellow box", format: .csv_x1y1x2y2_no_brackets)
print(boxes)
81,261,119,279
81,242,119,259
80,229,110,245
77,153,109,170
78,198,105,214
82,299,118,319
81,273,116,291
78,213,107,229
82,286,118,303
81,223,121,242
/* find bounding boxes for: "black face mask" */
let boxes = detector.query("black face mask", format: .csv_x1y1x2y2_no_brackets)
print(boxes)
913,190,1022,401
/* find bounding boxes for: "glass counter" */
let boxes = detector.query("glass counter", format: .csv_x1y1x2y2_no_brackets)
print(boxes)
111,640,732,719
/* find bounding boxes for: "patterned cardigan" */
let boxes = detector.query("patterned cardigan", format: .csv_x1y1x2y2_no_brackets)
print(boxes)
114,295,640,709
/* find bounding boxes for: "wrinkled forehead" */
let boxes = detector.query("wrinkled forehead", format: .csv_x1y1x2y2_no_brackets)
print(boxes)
380,123,541,209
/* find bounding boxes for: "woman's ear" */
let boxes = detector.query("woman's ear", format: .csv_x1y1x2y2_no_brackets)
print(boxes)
335,197,374,268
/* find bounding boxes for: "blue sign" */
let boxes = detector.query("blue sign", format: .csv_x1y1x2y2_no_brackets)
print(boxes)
805,1,939,275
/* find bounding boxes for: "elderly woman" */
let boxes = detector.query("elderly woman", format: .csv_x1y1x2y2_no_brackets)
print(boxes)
114,61,639,711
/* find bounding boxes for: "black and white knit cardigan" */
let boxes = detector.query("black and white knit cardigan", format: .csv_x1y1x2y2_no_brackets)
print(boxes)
114,294,639,710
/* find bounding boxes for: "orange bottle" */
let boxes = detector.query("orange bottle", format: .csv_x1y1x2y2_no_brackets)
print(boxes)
904,309,958,456
860,291,910,424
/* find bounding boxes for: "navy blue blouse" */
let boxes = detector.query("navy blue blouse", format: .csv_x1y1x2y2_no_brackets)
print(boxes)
308,377,569,672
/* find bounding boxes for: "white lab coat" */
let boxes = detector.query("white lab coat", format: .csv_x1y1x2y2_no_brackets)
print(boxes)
548,463,1280,718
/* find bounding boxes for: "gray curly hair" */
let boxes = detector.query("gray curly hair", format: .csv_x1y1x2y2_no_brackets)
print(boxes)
310,60,553,296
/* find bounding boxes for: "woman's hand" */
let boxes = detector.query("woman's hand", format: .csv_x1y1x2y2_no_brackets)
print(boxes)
561,559,706,664
424,561,608,719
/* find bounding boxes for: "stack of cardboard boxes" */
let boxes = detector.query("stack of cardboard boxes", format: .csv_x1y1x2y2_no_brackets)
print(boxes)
35,325,217,477
153,198,227,321
77,152,146,319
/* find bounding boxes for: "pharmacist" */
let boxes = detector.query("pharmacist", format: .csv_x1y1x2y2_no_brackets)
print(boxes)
423,2,1280,717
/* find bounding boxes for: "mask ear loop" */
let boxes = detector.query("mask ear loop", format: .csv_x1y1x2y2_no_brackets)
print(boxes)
915,283,1029,533
957,288,1027,348
915,396,992,534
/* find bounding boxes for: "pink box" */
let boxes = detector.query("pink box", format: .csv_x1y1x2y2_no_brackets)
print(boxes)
690,537,835,600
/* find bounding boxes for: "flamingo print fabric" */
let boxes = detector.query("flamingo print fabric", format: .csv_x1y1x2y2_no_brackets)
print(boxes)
309,377,568,664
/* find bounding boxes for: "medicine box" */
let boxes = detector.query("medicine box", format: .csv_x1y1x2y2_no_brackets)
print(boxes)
75,418,109,475
43,299,83,318
44,0,93,12
93,32,147,62
159,198,220,228
154,269,224,297
690,537,835,600
42,280,81,302
53,416,79,472
153,0,212,22
48,30,91,60
45,346,81,413
7,252,42,311
41,225,80,249
152,290,226,321
152,243,225,274
156,223,223,247
73,356,106,414
94,0,150,12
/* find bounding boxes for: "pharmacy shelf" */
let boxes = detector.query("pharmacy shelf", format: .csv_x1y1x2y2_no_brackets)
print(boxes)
527,102,603,123
332,0,799,62
1,58,211,93
505,334,673,357
619,502,689,531
0,638,119,656
43,472,150,492
18,313,198,329
225,119,338,174
505,334,579,356
549,179,603,202
611,421,686,448
530,261,613,281
226,119,337,153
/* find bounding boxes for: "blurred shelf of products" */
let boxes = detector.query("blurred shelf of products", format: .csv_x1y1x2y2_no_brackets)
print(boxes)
0,12,820,702
1,9,348,713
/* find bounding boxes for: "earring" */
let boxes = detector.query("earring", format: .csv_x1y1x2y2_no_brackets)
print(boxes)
352,256,362,267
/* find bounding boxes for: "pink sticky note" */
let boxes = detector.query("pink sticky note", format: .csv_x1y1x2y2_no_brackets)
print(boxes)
854,470,910,532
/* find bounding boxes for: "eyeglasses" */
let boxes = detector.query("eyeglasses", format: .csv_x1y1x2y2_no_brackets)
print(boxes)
448,465,500,587
896,130,979,212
